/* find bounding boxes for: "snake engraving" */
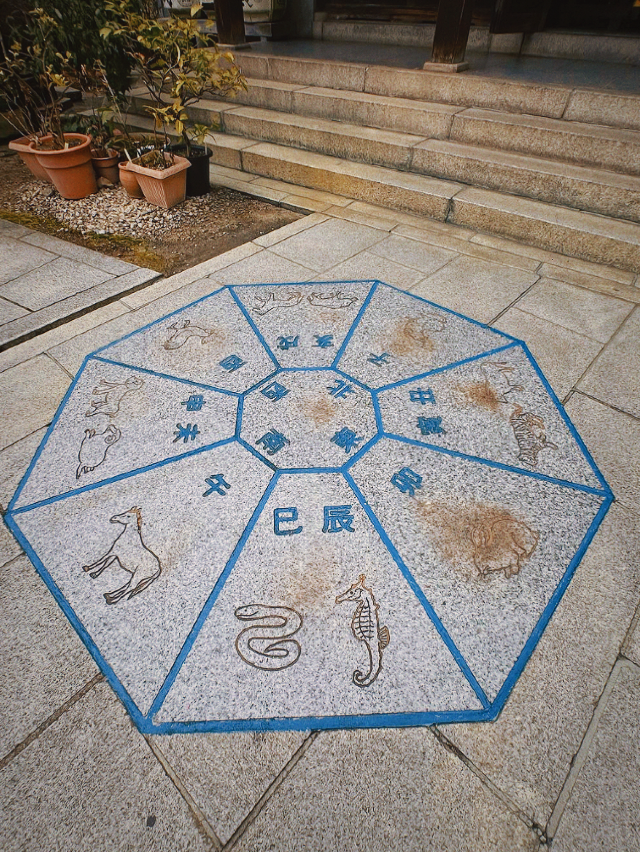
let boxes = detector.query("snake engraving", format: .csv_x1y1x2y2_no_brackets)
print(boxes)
336,575,390,687
234,604,303,670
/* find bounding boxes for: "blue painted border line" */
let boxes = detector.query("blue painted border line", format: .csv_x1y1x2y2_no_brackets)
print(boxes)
331,280,379,368
10,437,237,516
242,369,281,396
521,342,612,496
4,512,149,730
384,432,609,497
343,433,382,471
379,280,516,341
147,471,281,721
8,355,92,513
279,466,343,474
235,396,244,439
228,287,280,368
343,470,490,709
490,494,613,713
334,368,372,393
150,705,494,735
236,436,278,471
91,355,240,398
376,340,518,393
231,279,378,290
90,283,226,357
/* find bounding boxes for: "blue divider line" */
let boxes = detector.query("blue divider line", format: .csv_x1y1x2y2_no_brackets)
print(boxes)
384,432,609,497
147,472,280,720
10,437,237,516
343,471,490,709
236,436,278,471
371,392,384,433
235,396,244,439
7,355,92,513
521,342,613,496
333,368,372,392
278,466,342,475
228,287,280,368
489,494,613,713
342,433,382,471
231,278,378,289
91,355,240,397
150,704,494,735
376,340,518,393
379,281,515,340
242,369,280,396
4,512,149,730
331,281,379,368
90,284,226,356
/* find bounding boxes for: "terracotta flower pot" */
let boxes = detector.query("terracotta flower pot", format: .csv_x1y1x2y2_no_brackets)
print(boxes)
8,136,52,183
127,153,190,209
31,133,97,200
91,148,120,185
118,161,144,198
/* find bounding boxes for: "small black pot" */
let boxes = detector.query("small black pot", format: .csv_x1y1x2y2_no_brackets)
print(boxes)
168,144,213,197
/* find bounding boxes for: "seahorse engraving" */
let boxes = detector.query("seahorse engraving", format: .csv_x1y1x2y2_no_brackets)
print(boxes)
336,575,389,688
234,604,303,670
510,404,558,467
162,319,219,350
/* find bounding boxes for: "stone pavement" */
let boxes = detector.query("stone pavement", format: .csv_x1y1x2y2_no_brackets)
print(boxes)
0,218,158,351
1,204,639,851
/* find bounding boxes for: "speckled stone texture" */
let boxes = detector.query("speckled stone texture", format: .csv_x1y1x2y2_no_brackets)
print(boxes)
5,279,612,734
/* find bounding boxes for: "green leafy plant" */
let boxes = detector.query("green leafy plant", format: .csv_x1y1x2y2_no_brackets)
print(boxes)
101,0,247,159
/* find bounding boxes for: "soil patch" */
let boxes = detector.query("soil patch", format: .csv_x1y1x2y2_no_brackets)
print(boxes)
0,147,301,276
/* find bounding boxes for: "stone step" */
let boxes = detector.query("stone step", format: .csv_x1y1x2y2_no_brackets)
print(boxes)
412,140,640,223
124,112,640,273
449,109,640,177
218,80,640,175
131,94,640,222
235,52,640,129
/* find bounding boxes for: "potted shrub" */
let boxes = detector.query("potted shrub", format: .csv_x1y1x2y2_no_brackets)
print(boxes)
102,0,247,196
0,9,97,198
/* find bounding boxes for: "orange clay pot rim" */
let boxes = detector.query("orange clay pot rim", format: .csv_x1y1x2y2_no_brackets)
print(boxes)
28,133,92,154
127,154,191,180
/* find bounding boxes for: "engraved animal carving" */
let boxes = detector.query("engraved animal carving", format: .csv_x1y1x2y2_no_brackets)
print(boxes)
251,291,304,316
307,290,358,310
419,312,447,333
76,424,121,479
510,405,558,467
163,319,219,350
234,604,303,670
85,376,144,417
82,507,162,605
336,574,389,687
480,361,523,403
470,518,539,579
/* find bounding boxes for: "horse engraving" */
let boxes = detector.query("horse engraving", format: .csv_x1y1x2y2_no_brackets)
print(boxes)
82,508,162,605
251,291,304,316
162,319,219,350
76,424,121,479
510,404,558,467
85,376,144,418
234,604,303,670
336,575,389,687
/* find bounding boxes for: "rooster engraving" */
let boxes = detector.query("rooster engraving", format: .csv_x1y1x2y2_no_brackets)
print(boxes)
336,575,389,687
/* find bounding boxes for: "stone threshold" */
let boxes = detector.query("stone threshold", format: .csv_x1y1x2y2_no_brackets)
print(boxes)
0,266,159,352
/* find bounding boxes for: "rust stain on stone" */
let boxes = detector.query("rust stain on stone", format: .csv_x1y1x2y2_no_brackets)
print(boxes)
389,317,436,357
416,499,539,580
298,393,335,426
286,556,337,612
454,380,503,413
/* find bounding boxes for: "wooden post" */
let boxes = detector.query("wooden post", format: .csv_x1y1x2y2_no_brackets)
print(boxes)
214,0,246,46
424,0,474,71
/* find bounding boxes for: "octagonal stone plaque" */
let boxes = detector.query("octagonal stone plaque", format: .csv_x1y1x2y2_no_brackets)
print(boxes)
5,280,613,734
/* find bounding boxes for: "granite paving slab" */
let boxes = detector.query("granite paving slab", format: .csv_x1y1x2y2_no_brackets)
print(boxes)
4,279,612,734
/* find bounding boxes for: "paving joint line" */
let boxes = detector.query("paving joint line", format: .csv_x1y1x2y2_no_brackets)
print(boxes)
488,276,542,326
571,389,640,423
431,726,548,844
44,350,74,380
0,672,105,771
144,736,223,851
545,656,629,840
222,731,320,851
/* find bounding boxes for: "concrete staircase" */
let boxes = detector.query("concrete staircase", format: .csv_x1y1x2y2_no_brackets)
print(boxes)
128,51,640,272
